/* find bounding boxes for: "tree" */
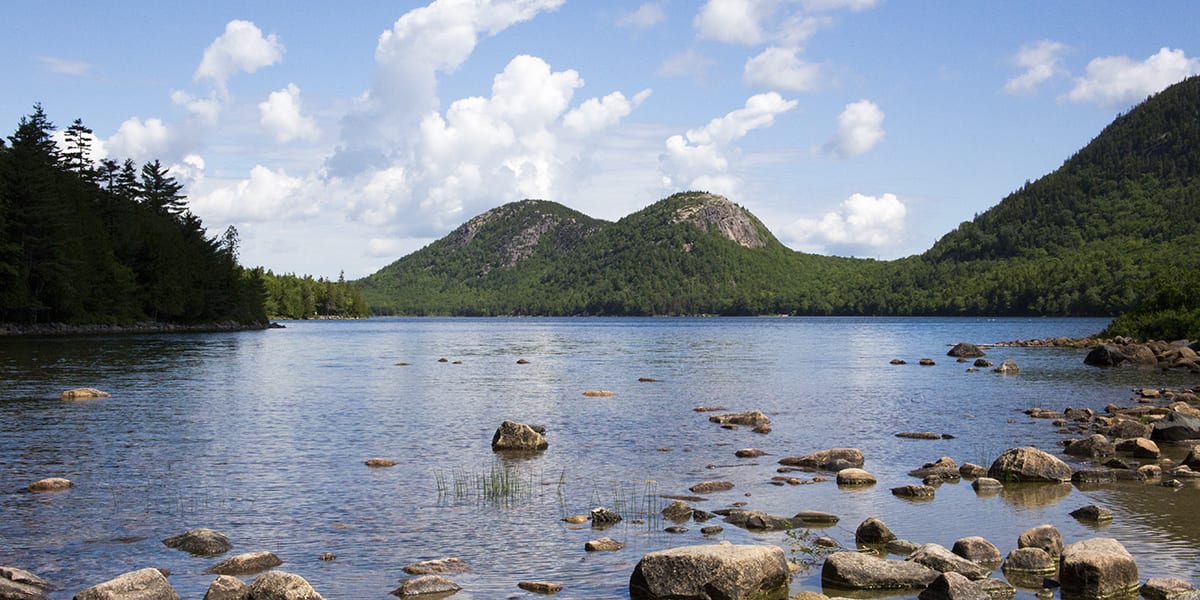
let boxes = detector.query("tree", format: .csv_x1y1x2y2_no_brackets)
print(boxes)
61,118,95,181
140,160,187,217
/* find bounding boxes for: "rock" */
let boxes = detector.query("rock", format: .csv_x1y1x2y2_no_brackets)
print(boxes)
0,567,50,590
1108,419,1151,439
60,387,111,400
948,343,986,358
0,573,50,600
629,544,789,600
896,432,942,440
790,593,829,600
951,537,1002,570
1115,437,1160,459
971,477,1003,493
909,457,960,481
920,358,936,366
1141,578,1196,600
365,458,397,467
778,448,864,471
207,551,284,576
692,509,715,522
318,553,335,562
907,544,990,580
1184,446,1200,470
689,480,734,494
491,420,548,452
562,514,588,524
1139,464,1164,479
987,447,1072,482
977,579,1017,600
1152,412,1200,442
1065,434,1116,458
724,510,793,531
1085,345,1131,367
1059,538,1139,599
891,484,936,499
792,511,838,525
75,568,180,600
958,463,988,479
992,359,1019,374
1000,547,1055,575
735,448,766,458
163,528,232,556
890,359,907,365
701,526,724,535
973,359,993,368
516,358,530,364
1017,524,1064,559
662,500,693,522
583,390,617,397
1072,468,1147,483
638,377,658,382
203,575,248,600
918,572,989,600
392,575,460,597
518,581,563,595
28,477,72,492
402,557,469,575
836,468,876,486
585,537,624,552
820,552,939,590
246,571,324,600
887,539,921,556
708,410,771,427
855,517,896,545
590,506,623,527
1070,504,1114,524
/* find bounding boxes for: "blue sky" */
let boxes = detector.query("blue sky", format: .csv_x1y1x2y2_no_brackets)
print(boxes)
4,1,1198,278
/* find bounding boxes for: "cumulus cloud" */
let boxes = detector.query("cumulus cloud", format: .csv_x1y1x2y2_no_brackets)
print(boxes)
744,46,823,91
1065,47,1200,107
784,192,906,253
1004,40,1068,95
563,89,652,135
194,20,284,94
191,165,315,222
170,91,222,126
259,83,319,143
619,2,667,28
694,0,773,44
106,117,173,162
824,99,884,158
660,92,798,197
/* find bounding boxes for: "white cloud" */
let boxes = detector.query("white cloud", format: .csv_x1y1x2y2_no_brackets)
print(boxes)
825,99,884,158
259,83,319,143
106,117,172,162
170,91,221,126
191,165,314,222
619,2,667,28
1004,40,1068,95
1065,47,1200,107
563,89,651,135
660,92,798,197
784,192,906,253
194,20,284,94
694,0,773,44
744,46,823,92
658,48,715,79
38,56,93,76
167,154,207,192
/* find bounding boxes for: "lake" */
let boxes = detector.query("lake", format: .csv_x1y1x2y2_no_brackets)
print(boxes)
1,317,1198,598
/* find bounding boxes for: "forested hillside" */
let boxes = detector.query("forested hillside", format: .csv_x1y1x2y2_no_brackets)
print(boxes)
0,105,365,327
360,75,1200,318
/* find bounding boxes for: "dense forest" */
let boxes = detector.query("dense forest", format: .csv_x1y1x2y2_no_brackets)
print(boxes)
0,105,365,327
359,75,1200,330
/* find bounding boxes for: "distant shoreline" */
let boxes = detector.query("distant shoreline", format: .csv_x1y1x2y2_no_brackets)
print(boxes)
0,321,272,337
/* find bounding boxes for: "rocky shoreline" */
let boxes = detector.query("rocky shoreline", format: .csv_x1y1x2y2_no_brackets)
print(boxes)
0,321,271,337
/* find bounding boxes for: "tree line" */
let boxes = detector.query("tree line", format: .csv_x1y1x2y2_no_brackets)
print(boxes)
0,105,364,326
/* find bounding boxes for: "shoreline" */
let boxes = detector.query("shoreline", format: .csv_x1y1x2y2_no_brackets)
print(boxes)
0,320,271,337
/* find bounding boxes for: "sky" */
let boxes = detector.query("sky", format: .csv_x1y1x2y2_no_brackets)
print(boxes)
4,1,1199,279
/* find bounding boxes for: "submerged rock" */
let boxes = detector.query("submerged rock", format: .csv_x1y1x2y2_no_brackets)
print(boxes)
1070,504,1114,524
392,575,460,597
689,480,734,494
75,568,180,600
402,557,469,575
629,544,788,600
518,581,563,595
836,468,876,486
60,387,111,400
708,410,771,427
365,458,397,468
207,551,283,576
28,477,72,492
585,537,624,552
163,528,232,556
247,571,325,600
661,500,693,522
723,510,793,531
778,448,864,472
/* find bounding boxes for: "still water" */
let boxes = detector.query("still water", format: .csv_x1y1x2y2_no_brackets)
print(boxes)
1,317,1198,598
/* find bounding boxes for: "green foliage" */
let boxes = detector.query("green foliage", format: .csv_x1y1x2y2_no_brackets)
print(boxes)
0,105,268,326
1101,268,1200,340
260,270,368,319
358,76,1200,319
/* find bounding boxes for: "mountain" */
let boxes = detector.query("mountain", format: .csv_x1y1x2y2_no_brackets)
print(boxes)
359,75,1200,317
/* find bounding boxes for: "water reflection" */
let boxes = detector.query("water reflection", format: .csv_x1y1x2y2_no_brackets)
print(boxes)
1000,483,1073,508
